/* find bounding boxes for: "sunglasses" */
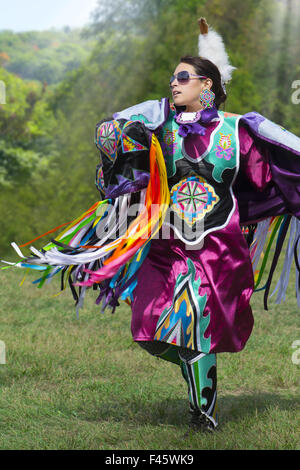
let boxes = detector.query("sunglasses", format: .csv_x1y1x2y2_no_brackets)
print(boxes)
169,71,207,86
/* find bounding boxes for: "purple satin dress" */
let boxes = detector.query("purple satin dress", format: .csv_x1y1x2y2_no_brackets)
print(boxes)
131,121,272,353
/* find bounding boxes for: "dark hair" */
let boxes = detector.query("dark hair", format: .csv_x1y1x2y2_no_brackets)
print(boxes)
179,55,226,109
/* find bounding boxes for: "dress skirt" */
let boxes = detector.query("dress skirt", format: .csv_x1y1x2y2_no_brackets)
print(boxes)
131,203,254,354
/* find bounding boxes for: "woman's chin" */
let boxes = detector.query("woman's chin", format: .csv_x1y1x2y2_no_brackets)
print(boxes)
173,97,186,107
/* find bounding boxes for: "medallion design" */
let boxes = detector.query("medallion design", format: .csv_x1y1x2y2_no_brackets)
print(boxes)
170,176,219,227
96,120,121,162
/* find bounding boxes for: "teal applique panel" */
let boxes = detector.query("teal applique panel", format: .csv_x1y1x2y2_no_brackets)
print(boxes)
158,109,183,178
154,259,210,352
204,112,240,183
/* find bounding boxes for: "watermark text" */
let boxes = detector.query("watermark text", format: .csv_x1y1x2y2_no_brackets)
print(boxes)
95,201,208,250
291,80,300,104
0,80,6,104
0,340,6,364
291,340,300,365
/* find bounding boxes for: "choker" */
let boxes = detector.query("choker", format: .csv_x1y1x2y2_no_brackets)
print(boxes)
175,111,202,124
174,106,219,138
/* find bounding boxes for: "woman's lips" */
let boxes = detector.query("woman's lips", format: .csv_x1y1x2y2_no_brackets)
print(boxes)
173,91,181,97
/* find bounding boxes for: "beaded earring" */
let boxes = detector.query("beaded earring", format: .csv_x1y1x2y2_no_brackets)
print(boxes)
199,88,215,109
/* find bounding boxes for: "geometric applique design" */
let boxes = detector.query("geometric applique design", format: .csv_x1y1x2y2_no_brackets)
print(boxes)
170,176,219,227
95,166,105,194
154,258,210,352
121,133,148,153
96,120,122,162
162,128,179,156
204,113,239,184
158,109,183,177
215,133,234,161
181,353,218,427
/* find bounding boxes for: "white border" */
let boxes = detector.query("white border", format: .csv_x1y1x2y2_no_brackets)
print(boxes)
163,112,241,246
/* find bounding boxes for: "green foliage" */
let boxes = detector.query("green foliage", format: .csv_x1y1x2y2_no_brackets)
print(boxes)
0,67,38,140
0,141,42,185
0,29,96,84
0,0,300,256
0,67,57,184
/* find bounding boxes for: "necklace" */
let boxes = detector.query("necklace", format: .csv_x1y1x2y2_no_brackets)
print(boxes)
175,111,202,124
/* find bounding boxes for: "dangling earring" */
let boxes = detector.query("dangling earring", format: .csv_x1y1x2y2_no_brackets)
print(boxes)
200,89,215,109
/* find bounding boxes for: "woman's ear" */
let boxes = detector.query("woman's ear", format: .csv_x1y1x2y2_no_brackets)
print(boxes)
205,78,213,90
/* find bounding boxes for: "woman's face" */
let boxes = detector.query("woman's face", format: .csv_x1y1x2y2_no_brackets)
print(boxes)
170,62,212,112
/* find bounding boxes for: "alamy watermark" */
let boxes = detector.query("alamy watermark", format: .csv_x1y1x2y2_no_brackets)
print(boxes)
291,80,300,104
0,340,5,364
291,340,300,365
95,200,208,250
0,80,6,104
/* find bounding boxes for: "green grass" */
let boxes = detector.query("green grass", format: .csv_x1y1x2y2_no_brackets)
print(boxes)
0,265,299,450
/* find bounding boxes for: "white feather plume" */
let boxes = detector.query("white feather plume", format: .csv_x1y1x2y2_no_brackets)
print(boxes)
198,28,236,88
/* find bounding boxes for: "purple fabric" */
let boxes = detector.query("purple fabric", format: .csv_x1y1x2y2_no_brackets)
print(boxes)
235,120,300,222
105,170,150,198
236,185,287,224
131,205,254,353
182,124,214,160
238,125,272,191
176,105,219,138
131,112,300,353
241,112,300,156
202,106,219,122
178,122,206,138
240,112,265,135
268,149,300,219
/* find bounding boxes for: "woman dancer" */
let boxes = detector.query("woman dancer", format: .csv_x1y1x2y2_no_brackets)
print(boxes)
8,19,300,431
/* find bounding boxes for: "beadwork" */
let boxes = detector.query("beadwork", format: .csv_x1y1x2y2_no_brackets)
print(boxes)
199,89,215,109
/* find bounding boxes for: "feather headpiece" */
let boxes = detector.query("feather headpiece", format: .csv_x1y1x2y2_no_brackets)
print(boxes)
198,18,236,93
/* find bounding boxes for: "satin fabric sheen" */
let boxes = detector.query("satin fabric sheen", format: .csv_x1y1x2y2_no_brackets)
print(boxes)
131,207,254,353
131,118,272,353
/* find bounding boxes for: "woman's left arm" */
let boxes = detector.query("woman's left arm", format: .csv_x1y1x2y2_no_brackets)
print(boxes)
235,121,300,225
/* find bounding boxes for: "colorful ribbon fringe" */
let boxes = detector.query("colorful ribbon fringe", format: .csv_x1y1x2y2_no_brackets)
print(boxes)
248,215,300,309
5,135,170,313
3,133,300,313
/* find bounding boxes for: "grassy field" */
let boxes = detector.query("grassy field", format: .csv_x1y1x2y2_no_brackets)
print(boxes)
0,264,299,450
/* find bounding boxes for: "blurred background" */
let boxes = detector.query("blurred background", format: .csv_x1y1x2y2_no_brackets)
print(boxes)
0,0,299,256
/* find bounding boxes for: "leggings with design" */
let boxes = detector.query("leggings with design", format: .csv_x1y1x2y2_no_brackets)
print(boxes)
138,341,218,428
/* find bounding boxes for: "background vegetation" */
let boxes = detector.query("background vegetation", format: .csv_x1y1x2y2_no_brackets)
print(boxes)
0,0,300,257
0,28,95,84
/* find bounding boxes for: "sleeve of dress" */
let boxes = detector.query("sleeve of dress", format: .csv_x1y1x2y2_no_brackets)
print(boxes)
8,116,170,313
234,121,300,309
235,117,300,224
235,124,289,224
238,124,272,192
95,118,151,199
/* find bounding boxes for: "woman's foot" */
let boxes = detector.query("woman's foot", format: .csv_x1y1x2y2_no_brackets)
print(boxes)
189,409,217,432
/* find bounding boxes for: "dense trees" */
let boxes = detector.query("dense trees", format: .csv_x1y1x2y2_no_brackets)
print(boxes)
0,29,95,84
0,0,299,255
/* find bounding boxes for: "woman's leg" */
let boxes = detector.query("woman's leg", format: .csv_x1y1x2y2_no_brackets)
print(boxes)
179,348,218,431
137,341,218,431
137,340,180,365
